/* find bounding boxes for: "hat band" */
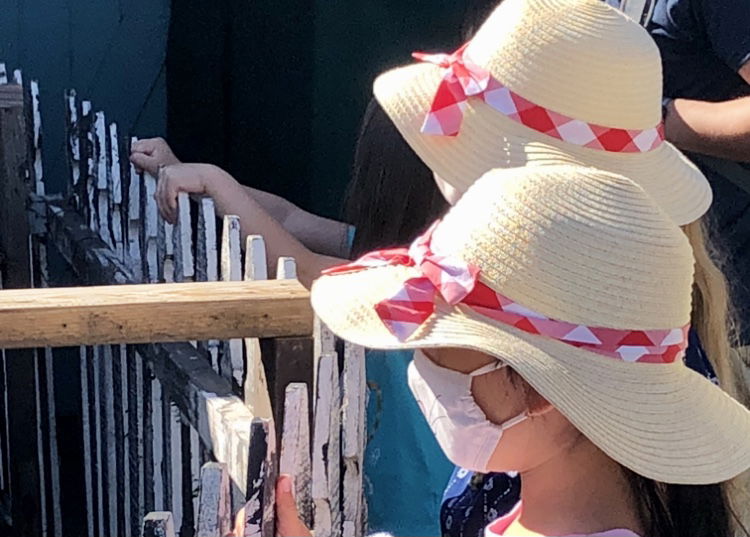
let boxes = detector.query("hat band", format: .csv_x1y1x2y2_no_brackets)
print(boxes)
413,44,665,153
323,224,688,363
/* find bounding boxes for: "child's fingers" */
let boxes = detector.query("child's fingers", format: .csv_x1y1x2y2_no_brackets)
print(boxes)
275,475,311,537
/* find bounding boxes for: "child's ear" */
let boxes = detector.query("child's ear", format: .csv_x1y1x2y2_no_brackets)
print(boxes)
526,387,554,417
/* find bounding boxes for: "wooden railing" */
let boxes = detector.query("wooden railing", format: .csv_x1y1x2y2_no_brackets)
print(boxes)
0,64,367,537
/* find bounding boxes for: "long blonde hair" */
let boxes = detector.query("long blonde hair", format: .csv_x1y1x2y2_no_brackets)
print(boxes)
683,219,749,403
684,219,750,534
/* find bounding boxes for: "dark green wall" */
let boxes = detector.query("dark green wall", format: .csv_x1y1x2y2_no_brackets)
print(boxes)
311,1,467,218
0,0,170,194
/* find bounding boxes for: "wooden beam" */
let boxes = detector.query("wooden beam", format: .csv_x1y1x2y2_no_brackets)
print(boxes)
0,279,313,348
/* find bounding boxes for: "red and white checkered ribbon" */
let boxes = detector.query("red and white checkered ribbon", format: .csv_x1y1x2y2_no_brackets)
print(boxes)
413,43,665,152
323,225,688,364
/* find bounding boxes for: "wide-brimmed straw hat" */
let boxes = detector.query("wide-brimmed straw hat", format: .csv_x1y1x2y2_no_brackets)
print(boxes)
373,0,711,226
311,165,750,485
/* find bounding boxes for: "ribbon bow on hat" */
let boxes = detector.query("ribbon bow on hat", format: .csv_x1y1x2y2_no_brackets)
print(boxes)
322,224,689,363
411,42,665,152
412,44,491,136
323,222,479,340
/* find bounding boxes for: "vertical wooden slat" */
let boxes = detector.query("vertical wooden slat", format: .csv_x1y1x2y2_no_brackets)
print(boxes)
275,257,297,280
313,318,335,414
105,121,130,537
109,124,124,260
28,77,63,537
195,463,230,537
0,75,42,537
243,236,272,420
138,350,150,528
0,270,9,492
261,256,314,450
113,345,129,536
161,220,174,283
241,418,276,537
312,352,342,537
33,350,49,537
142,172,160,518
80,346,96,537
94,112,111,248
279,383,312,527
62,87,95,537
127,138,143,281
102,346,118,536
29,81,42,195
196,198,219,372
0,342,8,497
220,215,243,388
142,173,159,283
152,379,165,512
92,346,105,537
180,423,197,537
174,192,194,283
143,359,155,516
168,403,182,533
190,427,201,530
125,149,146,536
143,512,176,537
64,90,80,196
80,101,96,229
341,343,366,537
42,353,62,537
173,191,198,536
158,213,180,529
85,114,117,537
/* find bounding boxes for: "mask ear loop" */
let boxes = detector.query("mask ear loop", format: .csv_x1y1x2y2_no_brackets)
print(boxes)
468,360,507,377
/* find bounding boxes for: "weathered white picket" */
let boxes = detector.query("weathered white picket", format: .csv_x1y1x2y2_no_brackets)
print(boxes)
342,342,367,537
143,511,177,537
279,383,313,527
243,236,273,420
195,463,231,537
1,67,369,537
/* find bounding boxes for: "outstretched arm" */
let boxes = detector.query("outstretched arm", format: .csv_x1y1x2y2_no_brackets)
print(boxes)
242,186,352,259
131,138,352,258
155,163,344,289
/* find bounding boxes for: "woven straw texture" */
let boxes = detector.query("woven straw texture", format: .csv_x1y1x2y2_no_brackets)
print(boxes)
311,165,750,484
373,0,712,225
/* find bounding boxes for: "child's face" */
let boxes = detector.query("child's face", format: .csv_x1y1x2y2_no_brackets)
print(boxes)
421,347,580,473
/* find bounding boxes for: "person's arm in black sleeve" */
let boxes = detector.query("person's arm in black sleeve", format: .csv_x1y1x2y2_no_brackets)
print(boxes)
663,0,750,162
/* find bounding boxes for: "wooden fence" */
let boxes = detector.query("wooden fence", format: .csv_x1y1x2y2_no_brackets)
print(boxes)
0,64,367,537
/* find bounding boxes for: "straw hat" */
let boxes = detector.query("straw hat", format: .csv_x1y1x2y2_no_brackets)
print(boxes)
311,165,750,484
373,0,711,226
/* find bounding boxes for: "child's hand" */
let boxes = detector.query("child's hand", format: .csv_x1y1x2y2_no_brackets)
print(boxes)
226,475,312,537
155,163,210,223
274,474,312,537
131,137,181,175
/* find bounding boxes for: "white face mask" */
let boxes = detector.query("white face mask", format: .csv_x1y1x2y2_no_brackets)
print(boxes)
407,350,529,473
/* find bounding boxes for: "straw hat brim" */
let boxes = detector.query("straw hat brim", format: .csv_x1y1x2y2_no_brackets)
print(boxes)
374,63,712,226
311,265,750,485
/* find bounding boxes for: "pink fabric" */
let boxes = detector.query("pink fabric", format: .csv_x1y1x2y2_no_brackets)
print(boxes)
484,503,641,537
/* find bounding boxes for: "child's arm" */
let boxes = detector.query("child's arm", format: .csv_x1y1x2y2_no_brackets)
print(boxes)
154,163,344,289
130,138,352,258
239,186,352,259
